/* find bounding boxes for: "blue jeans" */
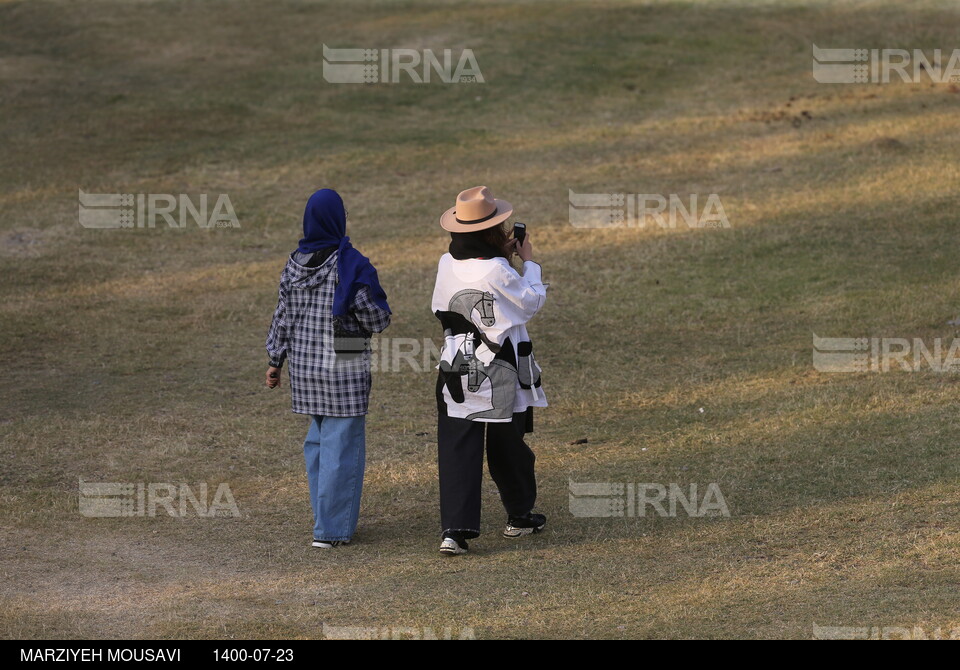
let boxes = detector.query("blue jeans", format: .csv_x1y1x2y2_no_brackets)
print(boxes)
303,415,366,542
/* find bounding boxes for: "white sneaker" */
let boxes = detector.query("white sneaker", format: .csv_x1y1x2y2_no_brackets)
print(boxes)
503,513,546,538
439,536,468,556
311,539,349,549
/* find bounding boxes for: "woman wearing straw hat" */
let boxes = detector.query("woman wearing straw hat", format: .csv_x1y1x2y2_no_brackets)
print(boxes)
432,186,548,556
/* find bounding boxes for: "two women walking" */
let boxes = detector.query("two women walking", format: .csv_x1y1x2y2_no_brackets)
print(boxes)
266,186,547,555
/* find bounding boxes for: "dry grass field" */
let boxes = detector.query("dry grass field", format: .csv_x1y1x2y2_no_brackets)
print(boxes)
1,0,959,639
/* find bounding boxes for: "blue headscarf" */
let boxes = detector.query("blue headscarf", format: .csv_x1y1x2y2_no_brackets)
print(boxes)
298,189,390,318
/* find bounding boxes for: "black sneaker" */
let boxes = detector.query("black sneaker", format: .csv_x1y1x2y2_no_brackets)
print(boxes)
503,513,546,538
439,532,469,556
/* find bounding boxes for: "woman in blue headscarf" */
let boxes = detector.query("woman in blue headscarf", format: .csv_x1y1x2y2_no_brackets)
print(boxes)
265,189,391,549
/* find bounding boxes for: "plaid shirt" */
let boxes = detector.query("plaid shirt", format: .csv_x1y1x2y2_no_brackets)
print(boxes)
266,251,391,417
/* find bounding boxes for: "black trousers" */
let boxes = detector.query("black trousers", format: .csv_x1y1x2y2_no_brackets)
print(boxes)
437,411,537,538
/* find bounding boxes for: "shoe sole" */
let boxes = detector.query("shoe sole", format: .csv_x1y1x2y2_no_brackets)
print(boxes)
502,524,545,538
439,541,468,556
311,541,349,548
439,547,467,556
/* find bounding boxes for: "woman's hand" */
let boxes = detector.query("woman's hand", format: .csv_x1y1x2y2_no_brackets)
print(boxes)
266,366,282,388
514,234,534,263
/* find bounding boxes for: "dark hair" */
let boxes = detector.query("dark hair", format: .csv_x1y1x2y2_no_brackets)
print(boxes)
449,222,513,261
476,223,511,258
450,223,512,262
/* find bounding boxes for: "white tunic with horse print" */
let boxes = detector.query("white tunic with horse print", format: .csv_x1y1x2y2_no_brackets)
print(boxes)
432,253,548,422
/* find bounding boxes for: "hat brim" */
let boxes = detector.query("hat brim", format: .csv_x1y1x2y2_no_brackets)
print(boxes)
439,198,513,233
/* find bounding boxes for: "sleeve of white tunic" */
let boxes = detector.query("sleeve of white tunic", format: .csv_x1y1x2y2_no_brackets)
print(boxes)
491,260,548,413
496,261,545,331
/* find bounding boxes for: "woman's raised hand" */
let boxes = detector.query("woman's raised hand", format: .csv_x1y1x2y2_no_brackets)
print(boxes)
514,234,534,262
